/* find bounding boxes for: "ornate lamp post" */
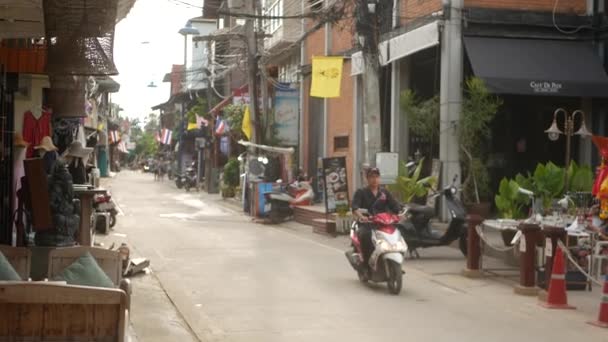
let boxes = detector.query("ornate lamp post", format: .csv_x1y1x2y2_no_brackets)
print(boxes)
544,108,592,189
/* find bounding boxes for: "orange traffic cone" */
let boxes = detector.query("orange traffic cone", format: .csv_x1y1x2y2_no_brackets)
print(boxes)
540,247,576,309
588,275,608,328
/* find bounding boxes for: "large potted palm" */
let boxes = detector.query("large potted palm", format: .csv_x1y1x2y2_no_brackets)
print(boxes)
459,77,503,217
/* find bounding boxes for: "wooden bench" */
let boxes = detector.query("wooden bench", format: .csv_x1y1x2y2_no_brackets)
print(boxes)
0,282,127,341
48,246,131,309
0,245,31,280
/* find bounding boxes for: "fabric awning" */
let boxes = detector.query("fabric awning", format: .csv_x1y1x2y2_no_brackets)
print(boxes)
464,37,608,97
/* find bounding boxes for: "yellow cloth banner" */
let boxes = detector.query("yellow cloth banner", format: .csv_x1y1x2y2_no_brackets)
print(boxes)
310,56,343,98
242,105,252,140
187,122,198,131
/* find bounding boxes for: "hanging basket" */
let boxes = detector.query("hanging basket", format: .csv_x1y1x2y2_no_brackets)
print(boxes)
48,75,87,118
44,0,119,75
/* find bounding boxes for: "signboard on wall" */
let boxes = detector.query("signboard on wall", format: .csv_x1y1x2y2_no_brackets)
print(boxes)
274,84,299,146
322,156,349,214
376,152,398,185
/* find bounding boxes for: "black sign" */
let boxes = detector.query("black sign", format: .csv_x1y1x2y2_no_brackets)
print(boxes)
322,157,349,214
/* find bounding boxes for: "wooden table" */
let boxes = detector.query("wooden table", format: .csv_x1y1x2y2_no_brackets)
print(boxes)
73,187,107,246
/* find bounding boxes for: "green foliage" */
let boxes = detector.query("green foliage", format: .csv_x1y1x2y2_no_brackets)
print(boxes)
223,104,245,139
223,158,240,187
460,78,503,202
532,162,565,210
186,98,209,125
400,90,440,141
134,132,158,158
567,161,594,192
388,159,437,203
144,113,159,133
494,178,531,219
462,157,491,203
460,78,503,157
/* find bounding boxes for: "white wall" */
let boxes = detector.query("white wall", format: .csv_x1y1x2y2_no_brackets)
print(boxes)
188,19,217,90
14,74,49,134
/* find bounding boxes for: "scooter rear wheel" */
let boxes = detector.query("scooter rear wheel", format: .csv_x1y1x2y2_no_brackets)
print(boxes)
386,260,402,295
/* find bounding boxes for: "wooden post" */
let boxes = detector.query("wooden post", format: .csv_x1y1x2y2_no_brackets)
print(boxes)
462,214,483,278
514,222,541,296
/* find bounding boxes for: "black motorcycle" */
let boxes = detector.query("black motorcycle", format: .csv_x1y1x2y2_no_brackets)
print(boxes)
397,176,467,258
183,163,198,192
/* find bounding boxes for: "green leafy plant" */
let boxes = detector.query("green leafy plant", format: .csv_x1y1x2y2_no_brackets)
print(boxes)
388,158,437,203
531,162,565,210
494,178,531,219
223,158,240,187
223,104,245,139
567,161,594,192
460,77,503,203
186,98,209,125
400,91,439,157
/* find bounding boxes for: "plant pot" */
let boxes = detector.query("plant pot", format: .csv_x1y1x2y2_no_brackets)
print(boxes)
466,202,492,219
221,187,235,198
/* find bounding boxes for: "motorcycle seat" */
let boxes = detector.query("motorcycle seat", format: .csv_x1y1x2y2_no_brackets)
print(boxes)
407,204,435,216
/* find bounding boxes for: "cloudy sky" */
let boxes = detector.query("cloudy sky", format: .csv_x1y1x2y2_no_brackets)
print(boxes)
112,0,202,122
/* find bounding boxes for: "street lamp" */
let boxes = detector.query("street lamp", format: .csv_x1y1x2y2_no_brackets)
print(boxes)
544,108,592,189
177,21,200,174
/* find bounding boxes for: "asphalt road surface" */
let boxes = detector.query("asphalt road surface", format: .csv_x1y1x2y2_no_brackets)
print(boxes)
107,170,606,342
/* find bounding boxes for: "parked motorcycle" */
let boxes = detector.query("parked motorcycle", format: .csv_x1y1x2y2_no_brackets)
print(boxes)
93,191,118,228
345,211,408,295
398,175,467,258
183,163,198,192
264,180,314,223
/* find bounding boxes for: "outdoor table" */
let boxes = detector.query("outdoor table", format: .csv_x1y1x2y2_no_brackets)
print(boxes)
73,187,107,246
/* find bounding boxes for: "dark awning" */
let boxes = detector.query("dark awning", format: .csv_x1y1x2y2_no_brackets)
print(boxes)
464,37,608,98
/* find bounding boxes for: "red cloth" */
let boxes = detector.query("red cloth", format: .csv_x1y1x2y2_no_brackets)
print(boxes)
594,164,608,197
22,109,51,158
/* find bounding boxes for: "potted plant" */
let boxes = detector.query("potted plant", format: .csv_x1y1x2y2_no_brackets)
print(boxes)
221,158,240,198
459,77,503,217
387,158,437,204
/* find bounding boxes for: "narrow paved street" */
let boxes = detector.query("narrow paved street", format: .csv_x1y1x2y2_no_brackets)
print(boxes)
108,171,605,342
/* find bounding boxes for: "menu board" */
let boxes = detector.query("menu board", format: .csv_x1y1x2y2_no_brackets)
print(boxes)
322,157,349,213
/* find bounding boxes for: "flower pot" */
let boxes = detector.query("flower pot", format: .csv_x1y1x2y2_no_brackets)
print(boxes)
466,202,492,219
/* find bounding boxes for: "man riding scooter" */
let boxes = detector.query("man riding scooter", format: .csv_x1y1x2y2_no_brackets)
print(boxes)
352,167,402,272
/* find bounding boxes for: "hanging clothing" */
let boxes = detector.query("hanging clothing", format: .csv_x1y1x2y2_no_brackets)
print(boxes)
68,158,87,184
22,109,52,158
12,147,27,244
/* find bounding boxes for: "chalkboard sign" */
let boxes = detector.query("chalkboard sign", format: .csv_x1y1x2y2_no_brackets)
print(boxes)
322,157,349,213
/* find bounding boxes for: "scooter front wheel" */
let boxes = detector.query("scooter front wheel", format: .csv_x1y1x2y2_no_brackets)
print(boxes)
386,260,402,295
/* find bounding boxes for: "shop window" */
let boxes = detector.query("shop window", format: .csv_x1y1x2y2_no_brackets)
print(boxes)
334,135,349,151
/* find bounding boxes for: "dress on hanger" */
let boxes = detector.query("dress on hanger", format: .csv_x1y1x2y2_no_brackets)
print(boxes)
23,109,52,158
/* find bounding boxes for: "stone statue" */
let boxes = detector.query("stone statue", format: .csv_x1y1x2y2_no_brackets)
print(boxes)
34,160,80,247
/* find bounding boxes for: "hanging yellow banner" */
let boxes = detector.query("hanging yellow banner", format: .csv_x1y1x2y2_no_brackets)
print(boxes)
310,56,343,98
187,122,198,131
242,105,252,140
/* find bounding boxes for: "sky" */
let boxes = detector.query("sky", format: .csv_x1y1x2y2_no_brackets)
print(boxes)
112,0,202,122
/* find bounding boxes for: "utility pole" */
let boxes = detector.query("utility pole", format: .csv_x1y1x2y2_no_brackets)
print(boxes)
245,0,260,143
354,0,382,167
257,1,269,143
439,0,463,219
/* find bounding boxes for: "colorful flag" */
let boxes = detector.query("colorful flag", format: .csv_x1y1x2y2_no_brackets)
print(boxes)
109,130,120,144
161,129,172,145
242,105,252,140
117,141,128,154
187,122,199,131
197,115,209,127
215,119,226,136
310,56,344,98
